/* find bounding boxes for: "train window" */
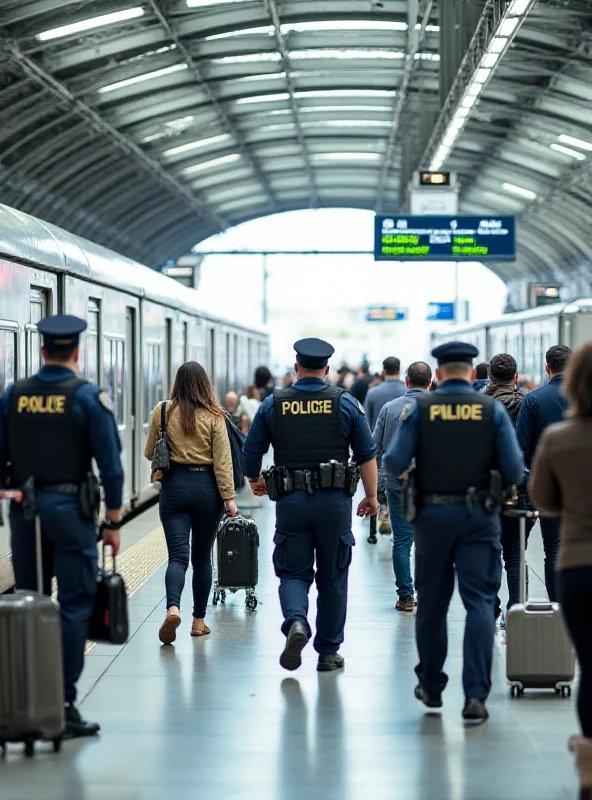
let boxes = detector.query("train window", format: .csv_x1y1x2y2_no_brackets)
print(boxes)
85,300,100,385
144,342,163,424
26,288,49,376
104,337,125,426
0,327,17,394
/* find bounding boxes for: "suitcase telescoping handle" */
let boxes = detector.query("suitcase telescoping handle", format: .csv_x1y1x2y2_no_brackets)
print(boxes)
505,508,539,605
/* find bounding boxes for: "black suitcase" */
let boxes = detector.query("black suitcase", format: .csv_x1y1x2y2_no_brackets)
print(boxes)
88,545,129,645
213,515,259,610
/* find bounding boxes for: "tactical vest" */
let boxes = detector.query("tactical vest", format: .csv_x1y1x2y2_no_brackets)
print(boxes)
272,385,350,469
416,391,496,495
7,374,91,487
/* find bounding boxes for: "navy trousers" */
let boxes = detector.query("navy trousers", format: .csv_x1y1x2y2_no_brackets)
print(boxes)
273,490,354,655
10,494,98,704
414,506,502,701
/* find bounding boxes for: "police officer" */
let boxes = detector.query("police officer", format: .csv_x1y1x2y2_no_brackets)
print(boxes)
0,314,124,738
383,342,523,720
243,338,378,672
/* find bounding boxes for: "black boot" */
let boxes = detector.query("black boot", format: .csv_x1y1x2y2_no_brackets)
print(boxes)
279,622,309,671
64,704,100,739
414,683,443,709
317,654,345,672
462,698,489,721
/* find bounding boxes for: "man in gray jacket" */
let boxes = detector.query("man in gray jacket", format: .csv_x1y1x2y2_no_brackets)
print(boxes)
373,361,432,611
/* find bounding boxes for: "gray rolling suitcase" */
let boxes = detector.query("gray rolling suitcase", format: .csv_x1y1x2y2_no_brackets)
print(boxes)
0,492,64,756
505,510,575,698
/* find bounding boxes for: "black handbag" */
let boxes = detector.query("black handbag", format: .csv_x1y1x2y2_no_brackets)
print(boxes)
151,401,170,479
88,546,129,645
224,412,246,490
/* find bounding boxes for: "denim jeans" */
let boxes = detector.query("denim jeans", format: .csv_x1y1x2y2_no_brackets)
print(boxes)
387,487,414,598
159,466,224,618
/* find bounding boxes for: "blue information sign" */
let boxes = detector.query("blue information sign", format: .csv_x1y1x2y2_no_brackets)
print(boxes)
366,306,408,322
374,215,516,262
427,302,455,321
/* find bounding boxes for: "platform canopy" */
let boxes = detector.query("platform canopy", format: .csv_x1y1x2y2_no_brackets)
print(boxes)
0,0,589,280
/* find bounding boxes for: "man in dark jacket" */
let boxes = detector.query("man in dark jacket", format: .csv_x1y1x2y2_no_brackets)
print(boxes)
517,344,572,601
485,354,531,621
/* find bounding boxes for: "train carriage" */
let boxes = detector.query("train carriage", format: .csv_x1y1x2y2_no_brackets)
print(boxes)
0,203,268,593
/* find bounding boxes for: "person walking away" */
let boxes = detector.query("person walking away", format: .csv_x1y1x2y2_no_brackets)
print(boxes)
365,357,406,535
484,354,534,628
384,342,523,721
145,362,237,644
255,366,275,400
528,342,592,799
243,338,378,673
349,362,372,405
373,361,432,611
517,345,572,601
0,314,123,738
473,363,490,392
225,391,249,434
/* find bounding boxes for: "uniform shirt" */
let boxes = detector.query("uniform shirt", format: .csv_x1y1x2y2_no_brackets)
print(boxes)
364,378,406,430
0,365,124,509
383,379,524,488
373,389,425,491
516,374,567,469
144,402,235,500
242,377,376,479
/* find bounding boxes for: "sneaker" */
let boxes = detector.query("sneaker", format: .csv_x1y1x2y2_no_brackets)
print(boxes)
414,683,443,709
279,621,309,672
396,597,415,613
317,654,345,672
462,698,489,721
64,704,100,739
378,517,392,535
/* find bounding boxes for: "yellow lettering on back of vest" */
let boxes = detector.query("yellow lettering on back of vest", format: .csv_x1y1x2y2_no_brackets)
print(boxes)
17,395,66,414
430,405,442,421
323,400,332,414
430,403,483,422
283,398,333,415
472,405,483,420
282,401,291,415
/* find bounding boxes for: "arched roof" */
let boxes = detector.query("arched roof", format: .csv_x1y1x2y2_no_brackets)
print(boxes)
0,0,589,279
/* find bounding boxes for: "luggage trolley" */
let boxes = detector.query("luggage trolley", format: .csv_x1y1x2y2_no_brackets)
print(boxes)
211,514,259,611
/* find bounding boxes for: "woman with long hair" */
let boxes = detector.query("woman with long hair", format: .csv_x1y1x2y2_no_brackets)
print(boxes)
145,362,237,644
529,341,592,799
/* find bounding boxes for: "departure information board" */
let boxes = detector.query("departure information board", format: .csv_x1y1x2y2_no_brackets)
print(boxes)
374,215,516,262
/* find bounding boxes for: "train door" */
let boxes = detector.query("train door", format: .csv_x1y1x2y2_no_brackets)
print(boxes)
166,318,173,394
125,307,137,499
25,288,50,376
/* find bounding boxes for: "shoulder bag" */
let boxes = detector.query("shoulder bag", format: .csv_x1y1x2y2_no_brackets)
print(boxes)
224,411,246,490
151,401,170,479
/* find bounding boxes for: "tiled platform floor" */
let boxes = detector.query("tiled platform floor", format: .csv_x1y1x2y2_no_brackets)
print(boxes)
0,499,580,800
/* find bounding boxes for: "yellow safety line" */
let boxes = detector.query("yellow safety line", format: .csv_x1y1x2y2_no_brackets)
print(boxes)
85,525,167,654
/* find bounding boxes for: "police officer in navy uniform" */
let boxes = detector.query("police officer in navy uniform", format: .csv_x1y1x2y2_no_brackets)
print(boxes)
383,342,524,720
243,338,378,672
0,315,124,738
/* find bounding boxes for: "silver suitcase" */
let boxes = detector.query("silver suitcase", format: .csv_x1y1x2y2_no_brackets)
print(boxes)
505,511,575,697
0,502,64,756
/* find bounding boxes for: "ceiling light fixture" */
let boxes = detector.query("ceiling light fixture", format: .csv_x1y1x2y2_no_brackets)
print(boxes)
163,133,231,157
98,63,187,94
183,153,241,175
429,0,535,171
312,152,382,161
558,134,592,152
550,143,586,161
502,182,537,200
36,6,144,41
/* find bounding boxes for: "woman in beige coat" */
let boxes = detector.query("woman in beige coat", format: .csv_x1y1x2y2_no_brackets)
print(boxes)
529,341,592,799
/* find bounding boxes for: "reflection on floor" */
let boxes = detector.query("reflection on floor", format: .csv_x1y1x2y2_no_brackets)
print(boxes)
0,499,579,800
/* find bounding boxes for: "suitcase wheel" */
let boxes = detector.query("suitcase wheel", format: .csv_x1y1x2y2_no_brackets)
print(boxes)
24,738,35,758
245,595,258,611
0,741,5,758
556,685,572,699
220,590,226,604
212,591,219,606
510,684,524,698
53,737,62,753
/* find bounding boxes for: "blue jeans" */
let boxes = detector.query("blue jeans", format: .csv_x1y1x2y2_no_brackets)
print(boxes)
387,487,414,599
159,466,224,618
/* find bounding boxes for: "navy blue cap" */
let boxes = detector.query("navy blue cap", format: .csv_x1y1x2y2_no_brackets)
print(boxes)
37,314,87,350
431,341,479,366
294,338,335,369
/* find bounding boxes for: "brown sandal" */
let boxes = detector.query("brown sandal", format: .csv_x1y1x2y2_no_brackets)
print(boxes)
159,613,181,645
191,623,210,637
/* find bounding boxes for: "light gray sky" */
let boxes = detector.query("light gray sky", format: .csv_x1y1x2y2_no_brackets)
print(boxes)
195,209,507,373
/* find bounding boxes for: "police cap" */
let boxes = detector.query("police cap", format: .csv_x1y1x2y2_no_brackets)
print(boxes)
431,340,479,366
294,338,335,369
37,314,87,351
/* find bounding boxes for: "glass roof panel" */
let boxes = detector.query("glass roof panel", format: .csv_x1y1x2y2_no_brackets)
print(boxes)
291,49,405,60
183,153,241,174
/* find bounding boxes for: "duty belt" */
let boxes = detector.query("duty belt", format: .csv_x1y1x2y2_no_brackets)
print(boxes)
37,482,80,494
423,492,486,506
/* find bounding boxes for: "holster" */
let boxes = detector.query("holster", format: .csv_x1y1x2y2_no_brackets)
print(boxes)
344,463,360,498
80,472,101,521
484,470,502,515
